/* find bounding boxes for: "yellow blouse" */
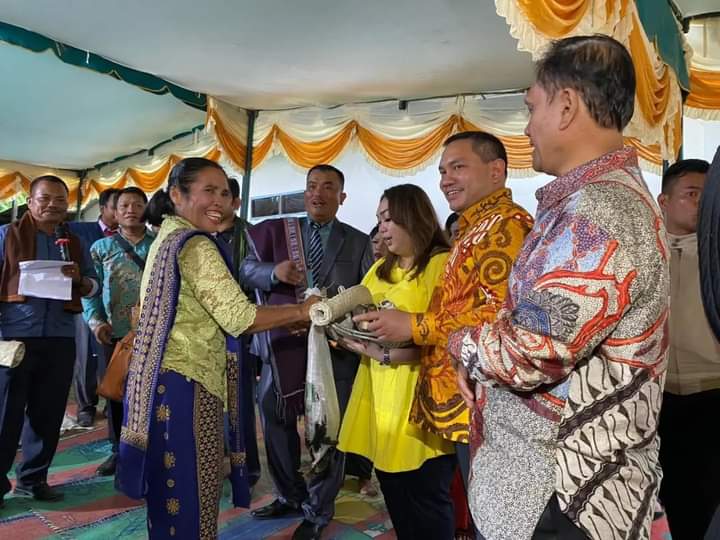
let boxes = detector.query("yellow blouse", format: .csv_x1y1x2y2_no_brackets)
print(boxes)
337,253,454,473
140,216,257,400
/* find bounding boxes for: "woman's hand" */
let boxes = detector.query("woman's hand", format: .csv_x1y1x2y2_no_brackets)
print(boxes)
338,338,384,361
299,295,322,320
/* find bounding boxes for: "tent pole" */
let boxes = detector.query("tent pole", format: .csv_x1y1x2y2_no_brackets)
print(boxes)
75,172,85,221
240,110,257,221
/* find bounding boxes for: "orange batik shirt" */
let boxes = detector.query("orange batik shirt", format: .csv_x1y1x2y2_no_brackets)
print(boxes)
409,188,533,442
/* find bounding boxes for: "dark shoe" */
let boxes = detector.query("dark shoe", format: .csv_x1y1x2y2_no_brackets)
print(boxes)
96,454,117,476
76,412,94,428
251,498,302,519
13,482,64,502
291,519,326,540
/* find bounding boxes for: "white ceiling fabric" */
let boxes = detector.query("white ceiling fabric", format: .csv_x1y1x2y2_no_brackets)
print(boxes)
0,0,535,111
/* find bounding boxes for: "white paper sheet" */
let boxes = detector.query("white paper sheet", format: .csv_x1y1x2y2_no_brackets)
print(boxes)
18,260,73,301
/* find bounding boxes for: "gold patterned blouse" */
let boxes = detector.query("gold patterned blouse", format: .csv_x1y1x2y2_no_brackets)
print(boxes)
140,215,257,400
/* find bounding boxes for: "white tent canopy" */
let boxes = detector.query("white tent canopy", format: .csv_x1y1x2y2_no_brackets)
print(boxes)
0,0,535,111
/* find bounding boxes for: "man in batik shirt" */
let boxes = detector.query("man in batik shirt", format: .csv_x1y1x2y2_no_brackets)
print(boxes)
83,187,154,477
451,36,669,540
355,131,533,490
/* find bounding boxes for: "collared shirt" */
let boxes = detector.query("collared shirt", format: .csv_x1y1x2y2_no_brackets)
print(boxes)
98,218,114,236
304,218,333,289
452,148,669,540
0,224,98,338
408,188,533,442
82,232,155,339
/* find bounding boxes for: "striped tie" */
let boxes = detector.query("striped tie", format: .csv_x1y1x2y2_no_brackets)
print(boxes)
308,221,324,287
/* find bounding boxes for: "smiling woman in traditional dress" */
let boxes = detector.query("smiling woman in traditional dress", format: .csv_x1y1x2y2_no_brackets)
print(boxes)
337,184,455,540
117,157,317,540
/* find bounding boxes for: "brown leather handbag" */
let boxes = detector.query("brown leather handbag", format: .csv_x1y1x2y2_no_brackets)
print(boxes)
97,236,146,402
97,329,135,402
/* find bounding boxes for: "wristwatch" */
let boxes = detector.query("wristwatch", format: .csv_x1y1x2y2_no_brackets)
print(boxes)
380,347,391,366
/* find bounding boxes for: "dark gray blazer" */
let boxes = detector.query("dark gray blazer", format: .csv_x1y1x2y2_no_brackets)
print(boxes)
239,217,373,381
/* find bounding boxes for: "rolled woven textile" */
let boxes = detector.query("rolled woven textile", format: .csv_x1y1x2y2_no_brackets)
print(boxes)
309,285,373,326
0,340,25,368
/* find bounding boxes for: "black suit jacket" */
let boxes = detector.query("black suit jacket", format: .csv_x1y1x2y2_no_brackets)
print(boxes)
240,217,373,381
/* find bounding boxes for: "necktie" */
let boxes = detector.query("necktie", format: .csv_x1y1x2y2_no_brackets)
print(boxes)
308,222,324,287
104,228,116,237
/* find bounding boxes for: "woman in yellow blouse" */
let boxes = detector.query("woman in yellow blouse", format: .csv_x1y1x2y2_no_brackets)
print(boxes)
118,158,316,540
337,184,455,540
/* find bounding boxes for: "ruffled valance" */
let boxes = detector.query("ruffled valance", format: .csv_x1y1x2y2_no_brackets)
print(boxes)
495,0,686,161
0,160,86,212
685,17,720,121
84,130,222,201
208,95,662,178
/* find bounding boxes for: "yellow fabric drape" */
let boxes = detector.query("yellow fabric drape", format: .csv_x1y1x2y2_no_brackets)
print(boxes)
0,173,29,199
458,117,534,170
357,117,456,172
626,9,682,158
90,148,223,198
516,0,590,38
251,129,276,168
276,122,355,168
211,104,663,176
624,138,662,167
686,68,720,119
210,110,247,170
496,0,682,161
0,171,92,208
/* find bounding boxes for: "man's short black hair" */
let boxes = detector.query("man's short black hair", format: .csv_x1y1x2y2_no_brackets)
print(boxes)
29,175,68,195
99,188,120,208
662,158,710,194
307,164,345,189
117,186,148,203
535,34,636,131
228,177,240,200
443,131,508,175
445,212,460,232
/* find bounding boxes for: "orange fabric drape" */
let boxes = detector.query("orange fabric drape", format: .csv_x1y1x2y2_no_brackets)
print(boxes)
91,148,223,198
624,138,662,167
211,112,247,171
516,0,590,38
251,129,276,168
357,117,457,171
629,14,674,129
0,173,29,199
458,118,534,170
687,68,720,111
276,122,356,169
211,105,663,176
67,184,93,208
0,172,92,208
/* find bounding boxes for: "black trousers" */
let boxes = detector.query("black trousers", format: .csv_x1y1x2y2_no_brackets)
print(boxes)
375,454,455,540
102,342,124,453
0,337,75,493
531,495,588,539
258,362,354,526
345,452,373,481
659,389,720,540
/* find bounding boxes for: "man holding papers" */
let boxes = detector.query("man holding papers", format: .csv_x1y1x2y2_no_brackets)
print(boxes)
0,175,98,507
